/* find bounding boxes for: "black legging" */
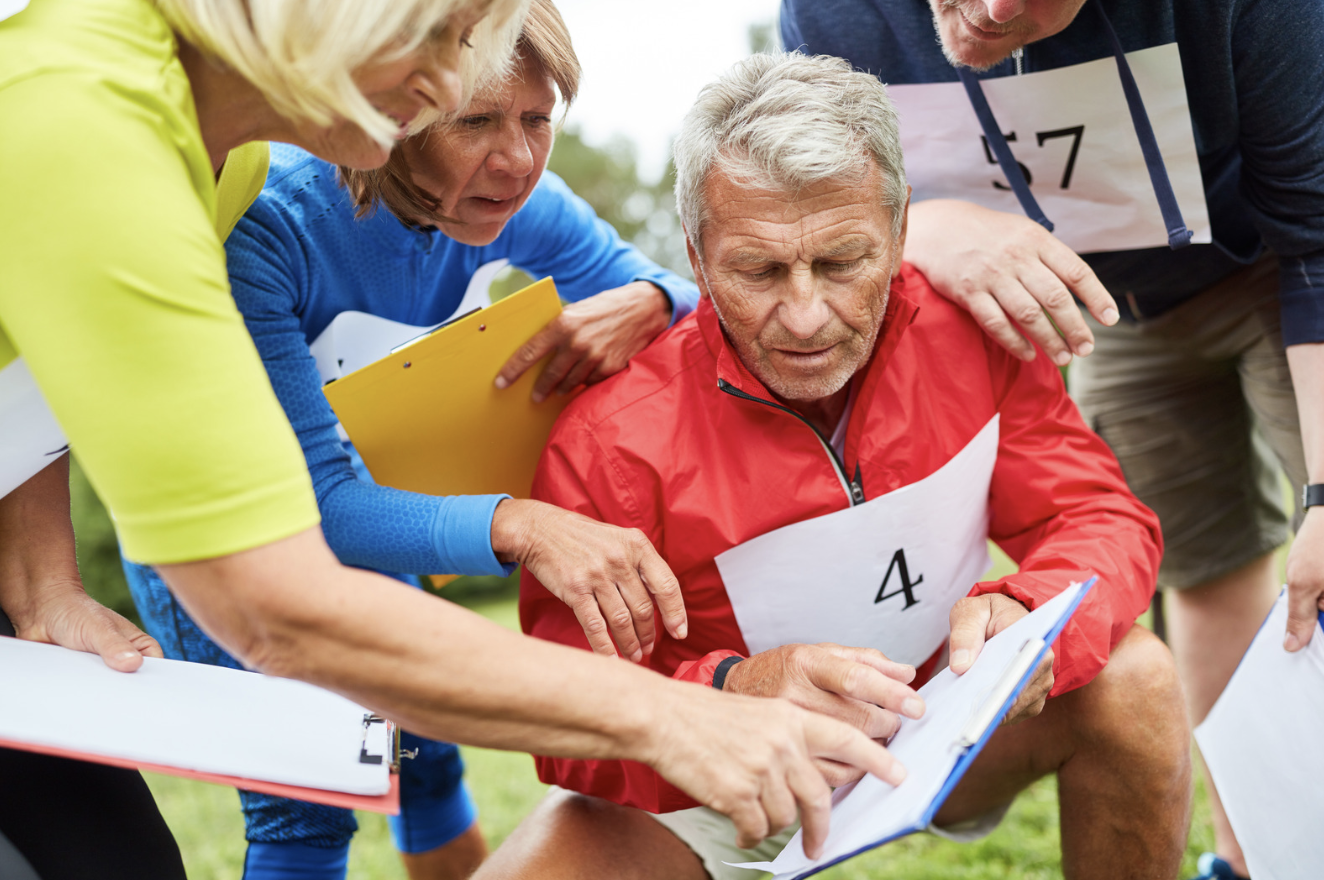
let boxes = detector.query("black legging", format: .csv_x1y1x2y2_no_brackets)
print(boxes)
0,611,187,880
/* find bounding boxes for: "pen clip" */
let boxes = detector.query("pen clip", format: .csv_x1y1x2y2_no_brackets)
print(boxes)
955,637,1045,749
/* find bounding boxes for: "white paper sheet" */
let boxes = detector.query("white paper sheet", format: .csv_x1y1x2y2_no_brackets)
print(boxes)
889,44,1210,254
0,637,390,795
732,582,1086,879
716,417,997,667
0,356,69,500
1194,594,1324,880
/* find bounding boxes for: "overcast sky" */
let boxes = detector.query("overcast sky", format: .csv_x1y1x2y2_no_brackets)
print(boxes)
553,0,783,181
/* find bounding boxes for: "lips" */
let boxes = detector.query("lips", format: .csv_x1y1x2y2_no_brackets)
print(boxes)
958,9,1014,41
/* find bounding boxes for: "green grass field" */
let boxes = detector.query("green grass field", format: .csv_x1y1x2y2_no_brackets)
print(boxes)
142,565,1223,880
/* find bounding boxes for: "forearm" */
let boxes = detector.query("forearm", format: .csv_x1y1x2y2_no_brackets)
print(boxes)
1287,343,1324,482
158,527,679,761
0,455,81,623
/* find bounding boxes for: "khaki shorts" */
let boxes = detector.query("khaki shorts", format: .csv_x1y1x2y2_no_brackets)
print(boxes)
1070,254,1306,589
649,799,1010,880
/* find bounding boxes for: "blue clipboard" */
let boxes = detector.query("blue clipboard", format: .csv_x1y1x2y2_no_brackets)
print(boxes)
786,576,1098,880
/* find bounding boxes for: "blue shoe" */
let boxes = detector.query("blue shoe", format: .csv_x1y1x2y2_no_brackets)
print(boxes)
1188,853,1250,880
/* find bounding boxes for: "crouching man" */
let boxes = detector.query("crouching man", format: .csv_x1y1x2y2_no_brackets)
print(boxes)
479,53,1191,880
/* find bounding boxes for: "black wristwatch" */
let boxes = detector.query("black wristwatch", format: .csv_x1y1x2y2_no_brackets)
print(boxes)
1303,484,1324,510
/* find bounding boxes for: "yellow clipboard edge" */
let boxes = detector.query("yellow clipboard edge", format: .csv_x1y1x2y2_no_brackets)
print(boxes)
323,277,561,402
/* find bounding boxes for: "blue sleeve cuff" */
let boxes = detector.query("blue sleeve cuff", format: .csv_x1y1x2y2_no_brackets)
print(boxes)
631,272,701,326
1279,252,1324,347
429,494,516,577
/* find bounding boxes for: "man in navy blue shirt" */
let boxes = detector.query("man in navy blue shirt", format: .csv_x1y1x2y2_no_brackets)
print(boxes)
781,2,1324,877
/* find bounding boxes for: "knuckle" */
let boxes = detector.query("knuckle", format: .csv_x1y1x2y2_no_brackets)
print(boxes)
608,608,634,630
1012,302,1047,326
1041,286,1072,311
1061,261,1092,287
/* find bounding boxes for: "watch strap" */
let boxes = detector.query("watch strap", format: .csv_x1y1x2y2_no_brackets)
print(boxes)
1303,484,1324,509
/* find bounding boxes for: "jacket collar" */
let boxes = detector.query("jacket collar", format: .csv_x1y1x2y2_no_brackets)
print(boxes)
697,270,922,400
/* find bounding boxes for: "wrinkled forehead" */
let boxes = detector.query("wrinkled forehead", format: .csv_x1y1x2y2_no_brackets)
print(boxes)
699,165,895,263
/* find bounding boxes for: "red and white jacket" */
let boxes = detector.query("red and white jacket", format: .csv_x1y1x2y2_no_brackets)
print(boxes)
520,264,1162,813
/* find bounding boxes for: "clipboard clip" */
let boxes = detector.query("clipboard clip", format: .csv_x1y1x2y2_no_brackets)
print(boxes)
954,638,1046,749
360,714,415,772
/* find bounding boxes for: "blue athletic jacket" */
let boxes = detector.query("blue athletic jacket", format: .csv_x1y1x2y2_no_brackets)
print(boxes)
781,0,1324,345
222,144,699,578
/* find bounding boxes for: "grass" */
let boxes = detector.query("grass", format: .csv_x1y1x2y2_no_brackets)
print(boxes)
143,551,1224,880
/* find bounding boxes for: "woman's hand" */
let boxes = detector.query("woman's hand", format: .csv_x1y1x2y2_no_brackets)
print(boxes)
494,281,673,402
0,456,162,671
491,498,686,661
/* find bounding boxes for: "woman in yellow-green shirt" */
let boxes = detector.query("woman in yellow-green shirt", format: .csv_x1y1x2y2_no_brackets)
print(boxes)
0,0,898,875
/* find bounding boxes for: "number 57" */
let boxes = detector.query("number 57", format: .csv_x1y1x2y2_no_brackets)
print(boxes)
980,125,1085,191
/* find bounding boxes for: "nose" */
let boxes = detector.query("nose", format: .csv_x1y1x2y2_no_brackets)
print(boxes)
982,0,1027,23
777,268,833,340
487,125,535,177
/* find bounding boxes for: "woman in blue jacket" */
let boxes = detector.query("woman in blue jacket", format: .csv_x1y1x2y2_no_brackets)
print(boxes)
121,3,699,879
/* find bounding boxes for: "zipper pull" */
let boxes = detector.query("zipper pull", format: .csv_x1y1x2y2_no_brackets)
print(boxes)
850,463,865,505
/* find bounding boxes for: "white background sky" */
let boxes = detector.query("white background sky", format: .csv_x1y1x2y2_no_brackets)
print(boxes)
552,0,783,181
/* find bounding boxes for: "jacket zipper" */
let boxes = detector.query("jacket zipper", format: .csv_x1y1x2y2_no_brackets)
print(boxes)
717,378,865,507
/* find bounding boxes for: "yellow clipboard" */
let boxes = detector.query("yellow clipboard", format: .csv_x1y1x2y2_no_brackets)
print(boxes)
323,277,571,503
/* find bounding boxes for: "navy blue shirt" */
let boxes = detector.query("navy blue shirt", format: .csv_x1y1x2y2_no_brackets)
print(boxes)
781,0,1324,345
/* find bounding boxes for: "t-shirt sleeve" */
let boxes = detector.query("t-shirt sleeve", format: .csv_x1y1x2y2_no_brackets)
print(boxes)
0,74,319,564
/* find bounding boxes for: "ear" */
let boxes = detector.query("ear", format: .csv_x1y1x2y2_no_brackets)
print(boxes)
684,229,711,300
891,186,912,279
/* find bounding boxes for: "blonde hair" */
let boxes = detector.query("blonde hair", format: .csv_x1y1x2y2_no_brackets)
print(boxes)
157,0,530,148
341,0,579,222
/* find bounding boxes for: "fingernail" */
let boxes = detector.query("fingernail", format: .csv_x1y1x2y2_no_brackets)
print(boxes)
1053,350,1072,367
116,650,138,661
902,697,924,718
1285,633,1301,652
676,623,688,640
887,763,908,786
1101,307,1119,325
950,649,971,671
1077,341,1094,357
630,648,643,663
494,376,508,389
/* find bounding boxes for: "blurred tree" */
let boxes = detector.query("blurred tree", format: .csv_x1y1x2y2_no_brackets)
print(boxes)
748,19,779,54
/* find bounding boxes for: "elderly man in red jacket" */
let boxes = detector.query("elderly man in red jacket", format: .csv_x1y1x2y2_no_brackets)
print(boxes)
479,52,1191,880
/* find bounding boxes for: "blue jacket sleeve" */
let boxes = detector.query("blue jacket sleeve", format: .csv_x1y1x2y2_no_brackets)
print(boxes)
225,202,513,577
499,172,700,324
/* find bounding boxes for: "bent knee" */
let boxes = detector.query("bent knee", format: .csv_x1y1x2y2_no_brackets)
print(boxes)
1077,626,1189,754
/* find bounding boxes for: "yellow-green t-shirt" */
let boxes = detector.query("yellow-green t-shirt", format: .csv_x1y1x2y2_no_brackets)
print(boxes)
0,0,320,563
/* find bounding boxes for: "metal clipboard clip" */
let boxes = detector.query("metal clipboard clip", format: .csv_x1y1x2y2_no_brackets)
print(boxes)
955,637,1046,749
359,714,418,772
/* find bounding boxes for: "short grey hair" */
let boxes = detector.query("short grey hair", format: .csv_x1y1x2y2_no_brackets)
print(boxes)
673,52,907,255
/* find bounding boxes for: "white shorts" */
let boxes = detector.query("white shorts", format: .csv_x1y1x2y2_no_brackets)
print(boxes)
648,798,1012,880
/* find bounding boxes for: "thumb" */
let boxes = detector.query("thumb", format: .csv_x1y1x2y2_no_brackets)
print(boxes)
76,604,146,672
948,597,992,674
495,322,561,389
1284,583,1321,653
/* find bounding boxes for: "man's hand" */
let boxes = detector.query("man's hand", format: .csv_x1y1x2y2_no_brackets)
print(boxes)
1285,506,1324,651
646,683,907,859
494,281,672,403
491,498,686,661
722,642,924,785
905,200,1119,365
949,593,1054,724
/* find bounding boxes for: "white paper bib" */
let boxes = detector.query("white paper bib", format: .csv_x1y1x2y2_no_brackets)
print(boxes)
889,44,1210,254
716,416,999,666
0,356,69,499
